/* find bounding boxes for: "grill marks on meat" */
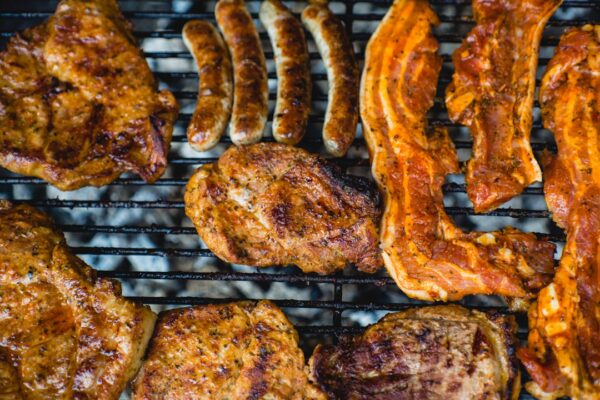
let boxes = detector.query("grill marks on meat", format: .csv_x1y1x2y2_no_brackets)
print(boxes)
184,143,382,274
133,300,326,400
302,1,359,157
0,201,156,399
0,0,178,190
260,0,312,146
309,305,520,400
518,25,600,400
446,0,562,213
183,20,233,152
216,0,268,145
361,0,555,302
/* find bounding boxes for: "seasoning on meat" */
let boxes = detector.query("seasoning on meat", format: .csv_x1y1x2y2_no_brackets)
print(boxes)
518,25,600,400
0,201,156,399
446,0,562,212
133,300,326,399
0,0,178,190
361,0,555,302
184,143,382,274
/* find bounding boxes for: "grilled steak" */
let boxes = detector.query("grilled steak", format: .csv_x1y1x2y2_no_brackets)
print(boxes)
0,201,156,399
360,0,555,302
0,0,178,190
446,0,562,212
133,300,326,399
184,143,382,274
518,25,600,400
309,305,520,400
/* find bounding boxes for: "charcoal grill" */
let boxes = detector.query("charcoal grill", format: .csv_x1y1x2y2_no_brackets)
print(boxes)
1,1,599,398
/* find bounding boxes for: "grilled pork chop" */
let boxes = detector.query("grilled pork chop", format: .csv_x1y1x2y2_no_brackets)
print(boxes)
0,201,156,399
518,25,600,400
309,305,520,399
133,300,326,399
184,143,382,274
446,0,562,212
0,0,178,190
360,0,555,302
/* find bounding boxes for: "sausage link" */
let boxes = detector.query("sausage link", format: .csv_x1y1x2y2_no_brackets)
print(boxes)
182,20,232,151
302,2,359,157
216,0,268,145
260,0,311,145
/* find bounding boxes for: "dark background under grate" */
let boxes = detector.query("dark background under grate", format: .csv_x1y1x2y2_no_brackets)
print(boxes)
1,1,599,398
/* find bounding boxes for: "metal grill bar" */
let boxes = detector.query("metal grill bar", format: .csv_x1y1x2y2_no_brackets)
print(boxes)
0,2,592,398
13,199,554,218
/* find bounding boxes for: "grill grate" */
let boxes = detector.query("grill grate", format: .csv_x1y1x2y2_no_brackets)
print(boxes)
0,1,598,398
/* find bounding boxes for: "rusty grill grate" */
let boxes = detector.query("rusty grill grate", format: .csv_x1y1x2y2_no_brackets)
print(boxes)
0,1,599,398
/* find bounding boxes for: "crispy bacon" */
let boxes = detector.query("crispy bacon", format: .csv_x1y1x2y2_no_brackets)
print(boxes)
361,0,555,302
446,0,562,212
518,25,600,400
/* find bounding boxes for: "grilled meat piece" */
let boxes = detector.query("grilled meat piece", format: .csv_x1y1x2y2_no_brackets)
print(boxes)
183,20,233,152
446,0,562,213
0,0,178,190
518,25,600,400
361,0,555,302
0,201,156,399
260,0,312,145
309,305,520,400
133,300,326,399
216,0,268,145
184,143,382,274
302,1,359,157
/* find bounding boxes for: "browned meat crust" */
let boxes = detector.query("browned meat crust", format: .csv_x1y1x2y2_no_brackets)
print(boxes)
302,2,359,157
216,0,268,145
361,0,555,302
183,20,233,152
0,201,156,399
518,25,600,400
309,305,520,400
133,300,326,399
446,0,562,213
260,0,312,145
0,0,178,190
184,142,382,274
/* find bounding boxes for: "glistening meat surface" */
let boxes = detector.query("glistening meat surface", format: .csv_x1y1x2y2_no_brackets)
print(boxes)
184,143,382,275
446,0,562,212
0,0,178,190
518,25,600,400
361,0,555,302
0,202,156,399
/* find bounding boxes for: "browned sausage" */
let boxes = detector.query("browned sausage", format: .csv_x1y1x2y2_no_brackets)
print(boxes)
302,2,359,157
182,20,233,151
216,0,268,145
259,0,311,145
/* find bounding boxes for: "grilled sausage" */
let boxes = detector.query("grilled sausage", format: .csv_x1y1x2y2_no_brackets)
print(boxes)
302,1,359,157
259,0,311,145
216,0,268,145
182,21,232,151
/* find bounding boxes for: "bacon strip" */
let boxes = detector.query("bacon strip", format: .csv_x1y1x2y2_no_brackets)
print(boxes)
361,0,555,302
446,0,562,213
260,0,311,145
182,21,232,151
518,25,600,400
302,1,359,157
216,0,268,145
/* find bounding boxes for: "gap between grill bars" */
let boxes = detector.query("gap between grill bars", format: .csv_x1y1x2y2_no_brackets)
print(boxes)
0,1,598,399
